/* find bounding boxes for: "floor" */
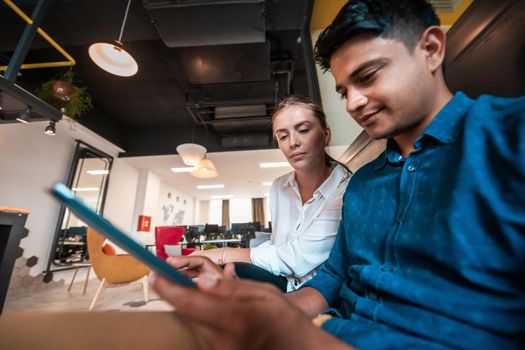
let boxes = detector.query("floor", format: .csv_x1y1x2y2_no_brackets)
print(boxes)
3,271,174,314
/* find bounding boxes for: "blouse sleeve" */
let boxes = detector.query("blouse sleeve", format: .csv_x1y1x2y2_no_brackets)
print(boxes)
250,178,347,278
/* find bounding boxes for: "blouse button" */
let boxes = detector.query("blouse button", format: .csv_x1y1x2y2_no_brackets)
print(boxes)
407,165,416,172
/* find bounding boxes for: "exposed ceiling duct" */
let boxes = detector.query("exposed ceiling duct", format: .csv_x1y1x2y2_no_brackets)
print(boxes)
143,0,266,47
0,0,316,156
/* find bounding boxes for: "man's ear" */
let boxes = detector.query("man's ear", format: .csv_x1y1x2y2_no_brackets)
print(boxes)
420,26,446,74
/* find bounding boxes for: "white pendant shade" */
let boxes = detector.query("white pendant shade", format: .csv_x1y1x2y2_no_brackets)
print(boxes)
191,159,218,179
88,42,138,77
177,143,207,166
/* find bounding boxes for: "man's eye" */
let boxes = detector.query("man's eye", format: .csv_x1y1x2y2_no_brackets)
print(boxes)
360,70,377,84
339,93,347,100
278,135,288,141
299,128,310,134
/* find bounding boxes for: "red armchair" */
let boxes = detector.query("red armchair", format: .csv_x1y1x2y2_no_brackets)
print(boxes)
155,226,195,260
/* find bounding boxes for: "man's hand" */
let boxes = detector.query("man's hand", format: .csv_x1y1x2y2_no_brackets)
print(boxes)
153,260,354,350
166,255,231,281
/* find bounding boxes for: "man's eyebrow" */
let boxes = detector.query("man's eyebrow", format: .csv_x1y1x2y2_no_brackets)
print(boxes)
336,58,387,92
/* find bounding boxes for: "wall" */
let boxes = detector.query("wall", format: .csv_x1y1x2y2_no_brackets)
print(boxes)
0,119,138,276
157,182,195,227
311,29,363,147
195,200,209,224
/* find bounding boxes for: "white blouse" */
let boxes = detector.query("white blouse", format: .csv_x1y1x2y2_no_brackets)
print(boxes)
250,164,350,291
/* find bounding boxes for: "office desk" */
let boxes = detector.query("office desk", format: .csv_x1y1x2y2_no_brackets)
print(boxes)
201,238,241,248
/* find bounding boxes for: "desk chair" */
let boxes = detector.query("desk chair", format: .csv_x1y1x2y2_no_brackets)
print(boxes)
155,226,195,259
204,224,219,240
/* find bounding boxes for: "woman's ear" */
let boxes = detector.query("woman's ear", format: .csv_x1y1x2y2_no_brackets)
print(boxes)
324,128,331,146
419,26,446,74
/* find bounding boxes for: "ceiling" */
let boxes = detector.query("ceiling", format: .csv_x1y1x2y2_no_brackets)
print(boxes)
0,0,317,157
124,145,348,200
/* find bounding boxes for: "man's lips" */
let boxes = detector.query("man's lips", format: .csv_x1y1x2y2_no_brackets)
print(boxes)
355,108,382,126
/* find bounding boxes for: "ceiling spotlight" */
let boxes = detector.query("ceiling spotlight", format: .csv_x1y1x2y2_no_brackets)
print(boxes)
88,0,138,77
44,120,56,135
16,106,31,124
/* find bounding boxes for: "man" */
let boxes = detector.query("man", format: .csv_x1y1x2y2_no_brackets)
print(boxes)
154,0,525,349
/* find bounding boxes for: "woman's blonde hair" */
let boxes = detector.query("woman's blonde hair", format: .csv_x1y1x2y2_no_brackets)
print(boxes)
272,95,349,171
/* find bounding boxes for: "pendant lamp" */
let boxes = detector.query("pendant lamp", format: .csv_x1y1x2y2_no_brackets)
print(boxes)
177,143,207,166
191,158,218,179
88,0,138,77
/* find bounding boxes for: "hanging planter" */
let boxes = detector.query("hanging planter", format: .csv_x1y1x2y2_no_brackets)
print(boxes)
36,69,93,119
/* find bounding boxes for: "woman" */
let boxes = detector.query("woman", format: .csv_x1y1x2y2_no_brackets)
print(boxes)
192,95,350,291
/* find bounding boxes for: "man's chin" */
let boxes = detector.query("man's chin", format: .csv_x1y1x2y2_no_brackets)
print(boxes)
363,127,390,140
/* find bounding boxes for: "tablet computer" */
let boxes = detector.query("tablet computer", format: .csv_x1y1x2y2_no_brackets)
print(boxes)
50,182,196,288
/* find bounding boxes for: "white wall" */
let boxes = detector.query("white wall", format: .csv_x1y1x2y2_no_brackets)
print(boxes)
0,119,138,276
157,182,195,226
104,159,140,232
311,29,363,147
195,200,209,224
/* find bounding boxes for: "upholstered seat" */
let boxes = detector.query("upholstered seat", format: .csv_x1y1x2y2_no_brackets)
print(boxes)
86,227,149,310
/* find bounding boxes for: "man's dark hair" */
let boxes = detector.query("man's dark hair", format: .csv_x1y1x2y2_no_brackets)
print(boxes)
315,0,440,72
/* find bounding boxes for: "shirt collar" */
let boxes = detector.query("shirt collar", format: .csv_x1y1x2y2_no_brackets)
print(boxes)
285,164,349,199
316,164,349,199
375,92,472,169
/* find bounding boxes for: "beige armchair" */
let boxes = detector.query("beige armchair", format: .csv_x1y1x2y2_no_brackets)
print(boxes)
87,227,150,310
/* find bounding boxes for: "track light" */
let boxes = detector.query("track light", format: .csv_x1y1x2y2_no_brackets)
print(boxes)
44,120,56,135
16,106,31,124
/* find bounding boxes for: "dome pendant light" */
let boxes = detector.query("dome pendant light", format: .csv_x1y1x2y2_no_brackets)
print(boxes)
191,157,218,179
177,143,207,166
88,0,138,77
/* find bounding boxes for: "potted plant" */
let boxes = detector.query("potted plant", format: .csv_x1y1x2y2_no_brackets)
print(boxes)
35,69,93,119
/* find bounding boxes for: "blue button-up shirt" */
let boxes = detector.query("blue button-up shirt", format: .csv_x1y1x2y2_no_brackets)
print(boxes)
304,92,525,349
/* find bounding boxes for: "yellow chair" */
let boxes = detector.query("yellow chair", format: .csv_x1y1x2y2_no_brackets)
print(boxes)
86,227,150,310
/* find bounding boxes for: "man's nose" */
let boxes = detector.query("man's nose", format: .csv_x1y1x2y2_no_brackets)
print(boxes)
346,88,368,115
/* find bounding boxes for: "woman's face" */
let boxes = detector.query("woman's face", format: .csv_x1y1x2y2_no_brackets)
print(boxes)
272,105,330,171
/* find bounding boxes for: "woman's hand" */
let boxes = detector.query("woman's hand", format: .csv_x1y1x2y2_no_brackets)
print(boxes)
190,248,225,264
191,247,252,265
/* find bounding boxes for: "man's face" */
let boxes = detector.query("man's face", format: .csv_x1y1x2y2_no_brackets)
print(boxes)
330,33,436,140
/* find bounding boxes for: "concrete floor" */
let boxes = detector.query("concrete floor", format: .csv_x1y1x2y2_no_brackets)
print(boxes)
4,272,174,314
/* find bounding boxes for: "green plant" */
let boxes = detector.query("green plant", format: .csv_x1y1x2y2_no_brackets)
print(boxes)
35,69,93,119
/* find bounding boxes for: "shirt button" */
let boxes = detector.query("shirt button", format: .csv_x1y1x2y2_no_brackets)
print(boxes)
380,265,394,272
407,165,416,172
397,155,403,161
369,291,379,300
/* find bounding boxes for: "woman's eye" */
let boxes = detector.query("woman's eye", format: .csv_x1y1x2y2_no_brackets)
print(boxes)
299,128,310,134
339,93,346,100
278,135,288,141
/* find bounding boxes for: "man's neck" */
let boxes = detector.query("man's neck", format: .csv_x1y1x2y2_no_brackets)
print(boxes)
394,87,453,158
